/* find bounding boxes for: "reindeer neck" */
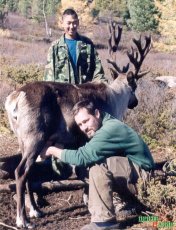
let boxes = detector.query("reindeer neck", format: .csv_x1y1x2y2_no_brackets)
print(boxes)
108,77,132,121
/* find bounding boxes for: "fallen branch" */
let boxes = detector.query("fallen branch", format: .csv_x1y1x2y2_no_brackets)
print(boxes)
69,215,88,220
57,194,73,206
0,179,87,193
0,222,18,230
60,204,86,212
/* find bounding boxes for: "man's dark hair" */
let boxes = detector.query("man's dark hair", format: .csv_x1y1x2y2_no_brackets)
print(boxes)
72,99,97,116
62,8,78,19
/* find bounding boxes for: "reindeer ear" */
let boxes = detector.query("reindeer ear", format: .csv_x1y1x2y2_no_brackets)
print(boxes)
127,71,134,81
122,63,130,73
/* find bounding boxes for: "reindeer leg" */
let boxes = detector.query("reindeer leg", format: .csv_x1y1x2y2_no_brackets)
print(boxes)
15,157,32,228
15,140,44,228
26,181,43,218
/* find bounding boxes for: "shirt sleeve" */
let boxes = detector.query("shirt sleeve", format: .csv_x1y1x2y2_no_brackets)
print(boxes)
44,45,55,81
61,126,124,167
92,46,108,83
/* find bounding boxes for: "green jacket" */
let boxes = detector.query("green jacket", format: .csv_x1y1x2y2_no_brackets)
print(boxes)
44,34,106,84
61,113,155,171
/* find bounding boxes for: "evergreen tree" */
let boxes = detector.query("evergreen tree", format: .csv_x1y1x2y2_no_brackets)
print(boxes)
18,0,31,18
31,0,43,21
46,0,60,15
127,0,159,32
7,0,19,12
93,0,128,21
0,0,8,28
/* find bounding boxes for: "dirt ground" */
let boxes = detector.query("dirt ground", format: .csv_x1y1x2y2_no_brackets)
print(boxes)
0,133,170,230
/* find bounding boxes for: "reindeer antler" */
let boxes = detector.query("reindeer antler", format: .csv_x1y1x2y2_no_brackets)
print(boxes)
107,21,129,80
108,20,122,57
127,36,152,80
107,59,129,73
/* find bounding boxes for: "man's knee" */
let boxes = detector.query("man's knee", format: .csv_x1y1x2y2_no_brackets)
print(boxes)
89,164,101,179
89,163,112,183
107,156,131,180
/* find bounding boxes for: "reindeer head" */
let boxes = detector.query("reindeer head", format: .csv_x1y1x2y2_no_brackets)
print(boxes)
107,21,151,110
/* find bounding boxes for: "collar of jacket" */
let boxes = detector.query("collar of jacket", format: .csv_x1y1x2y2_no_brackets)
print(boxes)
58,34,89,50
102,112,116,124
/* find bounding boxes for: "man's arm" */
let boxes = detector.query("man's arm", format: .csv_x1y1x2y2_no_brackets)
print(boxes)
92,48,107,83
44,45,55,81
44,128,118,167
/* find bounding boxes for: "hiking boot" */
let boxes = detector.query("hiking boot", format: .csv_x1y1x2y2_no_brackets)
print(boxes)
113,193,146,219
80,221,120,230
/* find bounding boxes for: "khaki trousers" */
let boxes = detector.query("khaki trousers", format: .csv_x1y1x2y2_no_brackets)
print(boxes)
88,156,148,223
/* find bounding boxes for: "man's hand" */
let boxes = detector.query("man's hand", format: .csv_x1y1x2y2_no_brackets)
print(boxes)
40,142,64,160
45,145,64,159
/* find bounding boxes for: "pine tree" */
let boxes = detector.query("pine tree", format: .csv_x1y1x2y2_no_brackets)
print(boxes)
92,0,129,21
18,0,31,18
127,0,159,32
7,0,19,12
31,0,43,21
46,0,60,15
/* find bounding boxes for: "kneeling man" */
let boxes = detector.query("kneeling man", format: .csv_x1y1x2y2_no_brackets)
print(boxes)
44,100,155,230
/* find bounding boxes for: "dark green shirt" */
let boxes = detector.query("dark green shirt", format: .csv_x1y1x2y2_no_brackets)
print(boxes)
61,113,155,171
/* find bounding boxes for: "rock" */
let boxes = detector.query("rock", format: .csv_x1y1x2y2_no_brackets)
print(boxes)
155,76,176,88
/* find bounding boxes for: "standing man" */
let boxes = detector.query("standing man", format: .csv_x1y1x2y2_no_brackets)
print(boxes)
44,100,155,230
44,8,106,84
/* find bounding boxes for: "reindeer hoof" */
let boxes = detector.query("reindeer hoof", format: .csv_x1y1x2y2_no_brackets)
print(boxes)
29,209,44,218
26,222,35,229
83,193,88,206
16,218,35,229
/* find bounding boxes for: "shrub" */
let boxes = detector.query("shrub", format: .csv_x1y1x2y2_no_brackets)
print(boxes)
125,76,176,150
127,0,159,32
1,63,44,85
137,174,176,221
0,105,12,134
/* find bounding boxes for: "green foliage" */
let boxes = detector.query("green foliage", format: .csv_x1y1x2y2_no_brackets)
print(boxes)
6,0,61,19
94,0,128,19
0,0,6,9
137,175,176,221
2,63,44,85
0,108,10,133
0,0,19,12
90,8,100,18
6,0,19,12
18,0,31,18
125,74,176,150
31,0,43,22
95,0,117,11
127,0,159,32
45,0,61,15
141,110,173,144
0,0,8,28
127,107,175,150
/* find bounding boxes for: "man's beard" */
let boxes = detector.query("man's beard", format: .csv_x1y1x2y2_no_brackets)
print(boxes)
86,129,95,139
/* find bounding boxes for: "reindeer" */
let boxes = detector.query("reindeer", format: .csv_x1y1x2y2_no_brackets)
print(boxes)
5,32,151,228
